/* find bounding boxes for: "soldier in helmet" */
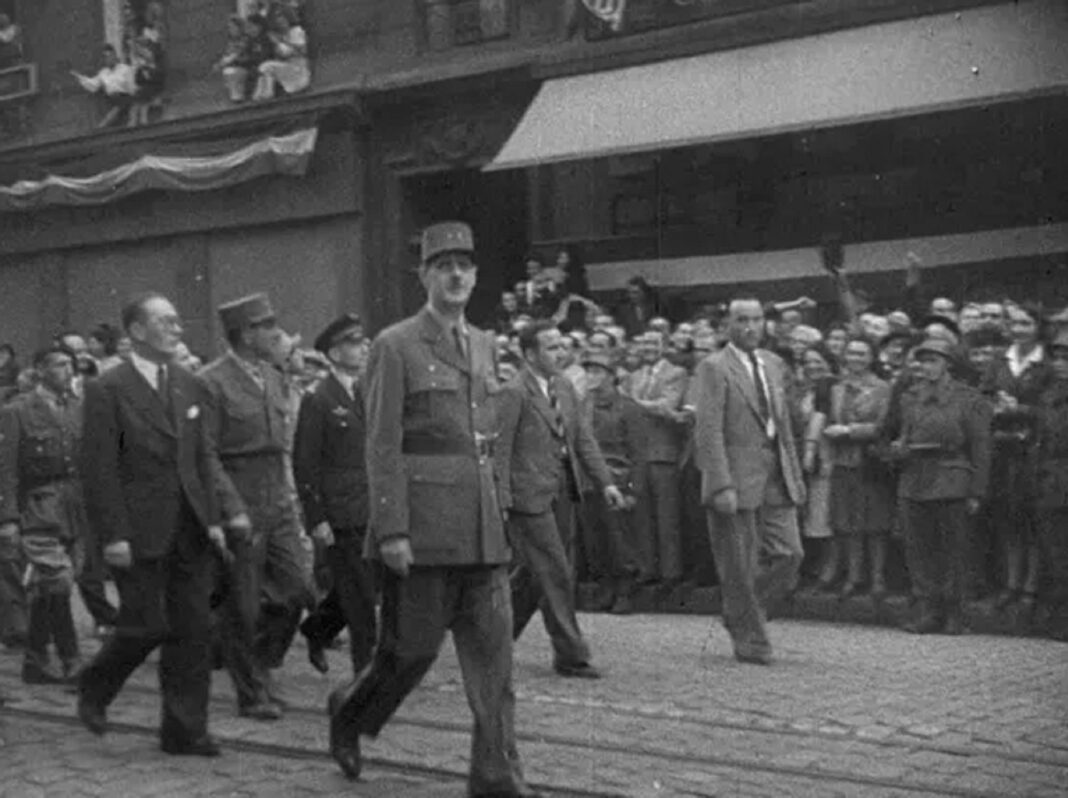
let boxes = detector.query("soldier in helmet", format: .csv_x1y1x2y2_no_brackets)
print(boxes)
327,222,539,797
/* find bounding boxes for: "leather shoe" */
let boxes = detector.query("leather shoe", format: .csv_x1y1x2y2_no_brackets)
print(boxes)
161,736,221,757
903,615,941,634
307,641,329,675
553,662,602,679
77,695,108,736
327,689,361,780
609,594,633,615
238,701,282,721
22,660,66,685
734,650,772,666
942,615,967,636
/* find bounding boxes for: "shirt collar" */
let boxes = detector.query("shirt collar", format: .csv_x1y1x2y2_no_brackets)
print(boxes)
1005,343,1043,375
333,368,358,397
35,383,68,408
129,349,163,389
425,303,468,338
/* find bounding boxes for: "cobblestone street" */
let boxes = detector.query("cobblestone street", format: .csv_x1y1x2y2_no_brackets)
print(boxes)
2,601,1066,797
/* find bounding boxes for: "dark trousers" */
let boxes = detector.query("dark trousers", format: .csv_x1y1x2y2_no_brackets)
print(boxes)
221,465,312,708
580,491,639,584
1036,508,1068,631
902,499,969,620
333,565,526,795
26,593,78,667
509,489,591,668
79,531,215,744
300,528,377,673
636,462,684,582
76,531,119,627
0,530,27,644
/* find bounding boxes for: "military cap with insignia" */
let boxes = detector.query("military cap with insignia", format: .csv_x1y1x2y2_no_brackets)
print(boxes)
218,292,276,333
421,221,474,264
314,313,364,354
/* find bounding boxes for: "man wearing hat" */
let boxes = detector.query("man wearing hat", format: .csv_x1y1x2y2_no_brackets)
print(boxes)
293,313,375,676
885,337,992,635
0,344,85,685
328,222,538,797
200,293,311,721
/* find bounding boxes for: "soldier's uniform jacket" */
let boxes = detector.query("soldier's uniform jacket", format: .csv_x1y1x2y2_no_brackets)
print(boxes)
584,387,649,497
364,307,510,566
892,376,993,502
1035,379,1068,509
0,387,86,541
200,351,292,521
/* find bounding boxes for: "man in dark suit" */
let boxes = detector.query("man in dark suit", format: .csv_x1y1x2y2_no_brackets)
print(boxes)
76,292,226,756
497,321,626,679
328,222,539,797
693,298,805,665
294,313,375,676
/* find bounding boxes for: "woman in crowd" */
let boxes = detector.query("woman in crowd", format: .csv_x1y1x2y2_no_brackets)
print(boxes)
824,322,850,368
824,338,895,600
256,8,310,100
887,337,991,634
1033,329,1068,641
981,302,1049,617
795,343,837,589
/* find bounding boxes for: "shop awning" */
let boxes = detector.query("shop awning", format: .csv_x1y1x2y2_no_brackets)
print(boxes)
0,126,318,212
584,223,1068,291
487,0,1068,171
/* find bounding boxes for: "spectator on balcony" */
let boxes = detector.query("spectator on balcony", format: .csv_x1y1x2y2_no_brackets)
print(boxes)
616,277,664,339
129,35,165,125
254,8,310,100
216,14,258,102
71,44,136,128
0,13,22,68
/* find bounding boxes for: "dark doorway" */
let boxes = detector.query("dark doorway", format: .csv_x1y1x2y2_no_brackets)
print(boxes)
401,167,528,326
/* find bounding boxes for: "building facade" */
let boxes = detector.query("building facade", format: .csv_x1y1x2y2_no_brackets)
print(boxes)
0,0,1065,357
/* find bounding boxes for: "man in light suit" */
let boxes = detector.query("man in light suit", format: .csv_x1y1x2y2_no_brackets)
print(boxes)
328,222,539,797
77,292,226,755
693,298,805,665
627,330,689,588
497,321,626,679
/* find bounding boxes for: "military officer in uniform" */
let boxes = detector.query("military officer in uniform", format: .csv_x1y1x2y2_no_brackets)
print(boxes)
0,344,85,684
201,294,312,721
328,222,539,797
294,313,376,676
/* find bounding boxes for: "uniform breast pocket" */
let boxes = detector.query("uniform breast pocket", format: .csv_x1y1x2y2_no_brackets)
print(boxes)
407,370,462,417
22,431,62,479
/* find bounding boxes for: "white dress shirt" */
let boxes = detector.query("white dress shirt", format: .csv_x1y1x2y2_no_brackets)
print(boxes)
727,342,776,439
130,350,164,391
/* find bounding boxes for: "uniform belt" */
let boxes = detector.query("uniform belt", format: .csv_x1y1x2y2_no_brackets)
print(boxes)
402,435,494,458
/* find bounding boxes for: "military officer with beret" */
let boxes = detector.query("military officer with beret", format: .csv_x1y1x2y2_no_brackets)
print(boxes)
201,293,312,721
294,313,376,676
328,222,539,797
884,337,992,635
0,344,85,684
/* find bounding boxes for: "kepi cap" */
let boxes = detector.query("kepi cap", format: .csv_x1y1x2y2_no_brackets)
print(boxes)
421,221,474,263
314,313,363,354
218,293,275,333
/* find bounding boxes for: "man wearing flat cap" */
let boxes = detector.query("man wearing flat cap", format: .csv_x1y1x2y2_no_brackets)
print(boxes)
328,222,539,797
293,313,375,676
200,293,311,721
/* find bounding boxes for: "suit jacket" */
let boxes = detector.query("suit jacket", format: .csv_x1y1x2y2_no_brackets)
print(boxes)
199,351,291,521
80,361,219,560
693,346,805,511
364,307,510,566
627,358,689,463
496,366,614,516
1036,380,1068,509
293,373,368,532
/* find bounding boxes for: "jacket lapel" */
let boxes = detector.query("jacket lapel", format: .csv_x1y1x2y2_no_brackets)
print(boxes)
118,361,175,438
324,372,362,418
726,346,765,425
523,368,560,436
419,308,472,375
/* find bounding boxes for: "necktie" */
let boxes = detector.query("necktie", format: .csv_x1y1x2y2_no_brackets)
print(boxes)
157,363,173,419
747,351,771,425
452,326,468,361
547,379,565,439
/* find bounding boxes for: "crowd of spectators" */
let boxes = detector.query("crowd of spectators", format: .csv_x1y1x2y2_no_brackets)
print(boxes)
215,0,310,103
489,250,1068,638
0,12,22,69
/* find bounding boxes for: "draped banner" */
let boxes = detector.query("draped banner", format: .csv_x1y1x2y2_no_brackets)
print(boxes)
0,126,318,212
